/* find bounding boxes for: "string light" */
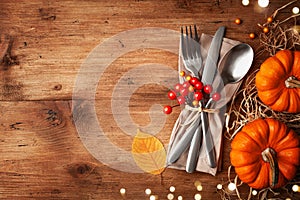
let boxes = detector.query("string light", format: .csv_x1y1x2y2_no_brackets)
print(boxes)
196,185,203,191
292,184,300,192
217,184,223,190
194,181,203,191
120,188,126,195
242,0,250,6
145,188,152,195
292,7,300,14
228,183,237,191
178,196,183,200
258,0,269,8
150,195,158,200
194,193,202,200
167,193,175,200
170,186,176,193
252,190,258,196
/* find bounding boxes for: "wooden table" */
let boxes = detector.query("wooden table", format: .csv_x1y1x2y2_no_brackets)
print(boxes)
0,0,299,199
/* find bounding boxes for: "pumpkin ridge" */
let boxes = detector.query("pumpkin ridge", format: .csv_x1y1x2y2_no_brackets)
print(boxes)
235,162,261,184
278,148,300,166
292,51,300,77
275,50,293,75
287,90,300,112
274,129,299,152
248,162,270,189
278,161,298,180
230,150,260,167
231,131,261,152
266,118,287,147
261,56,287,79
255,73,282,91
242,119,269,149
269,90,289,112
258,88,284,106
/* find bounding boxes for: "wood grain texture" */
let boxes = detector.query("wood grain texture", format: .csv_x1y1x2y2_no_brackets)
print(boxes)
0,0,299,199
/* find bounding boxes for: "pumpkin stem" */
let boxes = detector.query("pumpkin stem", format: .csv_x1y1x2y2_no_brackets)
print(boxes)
261,147,279,187
285,76,300,88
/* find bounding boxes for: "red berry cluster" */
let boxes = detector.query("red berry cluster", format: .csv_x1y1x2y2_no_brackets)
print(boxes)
163,71,221,114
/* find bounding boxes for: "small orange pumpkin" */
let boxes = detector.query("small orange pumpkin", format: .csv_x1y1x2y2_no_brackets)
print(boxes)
230,118,300,189
256,50,300,113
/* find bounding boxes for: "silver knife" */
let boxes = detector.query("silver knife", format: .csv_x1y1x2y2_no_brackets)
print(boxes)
185,122,202,173
188,26,225,169
202,26,225,84
202,26,225,168
167,111,199,164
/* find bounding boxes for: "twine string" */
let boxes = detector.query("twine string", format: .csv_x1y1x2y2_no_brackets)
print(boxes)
180,104,219,126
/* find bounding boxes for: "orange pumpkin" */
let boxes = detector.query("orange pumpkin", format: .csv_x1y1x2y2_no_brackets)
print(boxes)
256,50,300,113
230,118,300,189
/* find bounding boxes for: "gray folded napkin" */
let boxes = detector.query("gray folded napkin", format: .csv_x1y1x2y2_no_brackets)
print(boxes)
167,33,242,176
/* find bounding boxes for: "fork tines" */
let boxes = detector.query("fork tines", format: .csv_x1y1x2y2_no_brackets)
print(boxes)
181,25,199,42
180,24,203,78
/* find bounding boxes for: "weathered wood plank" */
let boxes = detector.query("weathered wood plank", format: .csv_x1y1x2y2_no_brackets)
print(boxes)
0,0,267,101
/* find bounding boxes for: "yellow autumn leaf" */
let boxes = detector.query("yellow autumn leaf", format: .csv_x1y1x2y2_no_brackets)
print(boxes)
132,129,166,175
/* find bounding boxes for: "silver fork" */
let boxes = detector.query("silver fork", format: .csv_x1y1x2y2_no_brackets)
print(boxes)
181,25,203,78
173,25,203,173
182,25,205,173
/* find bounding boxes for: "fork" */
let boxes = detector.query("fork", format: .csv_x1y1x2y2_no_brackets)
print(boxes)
167,25,204,173
182,25,205,173
180,25,203,78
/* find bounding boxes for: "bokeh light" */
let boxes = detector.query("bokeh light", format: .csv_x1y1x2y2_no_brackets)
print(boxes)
228,183,236,191
242,0,250,6
258,0,269,8
292,7,299,14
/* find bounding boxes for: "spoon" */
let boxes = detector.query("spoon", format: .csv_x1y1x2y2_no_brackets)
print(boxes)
200,43,254,168
187,43,254,172
219,43,254,87
206,43,254,107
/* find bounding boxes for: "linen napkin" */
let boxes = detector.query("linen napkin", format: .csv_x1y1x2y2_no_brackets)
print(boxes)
167,33,242,176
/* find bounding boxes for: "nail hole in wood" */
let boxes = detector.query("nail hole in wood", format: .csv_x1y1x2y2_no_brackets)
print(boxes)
54,84,62,90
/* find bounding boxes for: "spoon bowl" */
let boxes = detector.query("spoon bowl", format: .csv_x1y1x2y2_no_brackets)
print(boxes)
219,43,254,85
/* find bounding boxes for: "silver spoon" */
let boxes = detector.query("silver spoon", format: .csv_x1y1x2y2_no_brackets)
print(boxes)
206,43,254,107
219,43,254,87
201,43,254,168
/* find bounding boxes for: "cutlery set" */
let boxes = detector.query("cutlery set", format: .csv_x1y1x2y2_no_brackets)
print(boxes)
167,25,254,173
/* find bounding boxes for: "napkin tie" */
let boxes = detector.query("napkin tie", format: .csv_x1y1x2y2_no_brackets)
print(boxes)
185,104,218,113
180,105,218,126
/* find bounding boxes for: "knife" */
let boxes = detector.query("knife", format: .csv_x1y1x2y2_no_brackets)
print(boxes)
188,26,225,169
167,111,199,164
202,26,225,84
185,121,202,173
202,26,225,168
